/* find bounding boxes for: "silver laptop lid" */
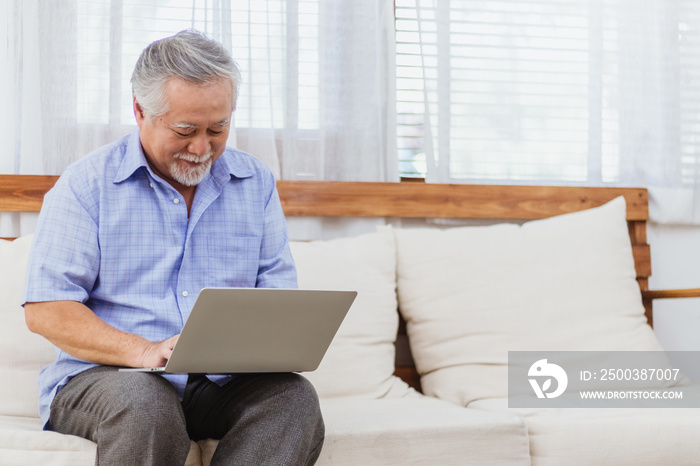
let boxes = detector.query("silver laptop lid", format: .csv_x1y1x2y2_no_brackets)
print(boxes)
163,287,357,374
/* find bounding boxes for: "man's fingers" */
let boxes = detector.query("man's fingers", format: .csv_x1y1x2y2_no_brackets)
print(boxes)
139,335,179,368
164,334,180,350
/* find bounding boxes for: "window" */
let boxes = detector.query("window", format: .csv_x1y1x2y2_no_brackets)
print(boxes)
56,0,700,190
76,0,319,130
395,0,700,187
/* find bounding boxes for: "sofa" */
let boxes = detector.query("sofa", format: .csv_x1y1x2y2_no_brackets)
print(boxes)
1,175,699,465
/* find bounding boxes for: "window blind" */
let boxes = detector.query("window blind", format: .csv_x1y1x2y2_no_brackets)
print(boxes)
395,0,700,187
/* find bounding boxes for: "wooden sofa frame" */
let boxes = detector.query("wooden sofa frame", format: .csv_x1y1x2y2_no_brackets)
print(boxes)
2,174,699,390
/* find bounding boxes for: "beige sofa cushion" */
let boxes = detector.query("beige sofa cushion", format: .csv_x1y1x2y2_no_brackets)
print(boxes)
395,197,664,406
0,235,56,418
470,397,700,466
0,415,203,466
290,226,411,399
0,415,96,466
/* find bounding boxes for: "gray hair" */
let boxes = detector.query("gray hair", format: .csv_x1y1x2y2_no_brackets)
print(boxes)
131,29,241,119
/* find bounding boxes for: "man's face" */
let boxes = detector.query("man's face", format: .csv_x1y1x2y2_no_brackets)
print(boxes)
134,77,234,190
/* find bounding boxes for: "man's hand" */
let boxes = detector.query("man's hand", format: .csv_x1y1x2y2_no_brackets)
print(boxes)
139,334,180,368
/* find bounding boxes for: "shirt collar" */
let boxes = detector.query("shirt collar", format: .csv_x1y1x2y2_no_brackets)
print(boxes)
113,128,150,184
211,148,255,185
114,127,255,185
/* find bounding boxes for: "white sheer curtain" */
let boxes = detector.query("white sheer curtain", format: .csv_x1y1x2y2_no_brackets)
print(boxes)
396,0,700,224
1,0,398,237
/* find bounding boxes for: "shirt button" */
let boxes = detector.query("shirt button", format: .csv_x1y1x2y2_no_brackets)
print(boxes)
149,183,154,188
173,198,180,204
182,291,189,297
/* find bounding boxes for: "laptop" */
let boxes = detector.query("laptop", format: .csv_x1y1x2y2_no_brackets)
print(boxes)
120,287,357,374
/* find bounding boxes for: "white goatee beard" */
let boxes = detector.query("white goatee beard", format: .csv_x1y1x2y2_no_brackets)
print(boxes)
170,151,214,186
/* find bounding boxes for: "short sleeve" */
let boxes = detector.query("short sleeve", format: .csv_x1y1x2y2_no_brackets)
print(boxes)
23,174,100,305
255,172,298,289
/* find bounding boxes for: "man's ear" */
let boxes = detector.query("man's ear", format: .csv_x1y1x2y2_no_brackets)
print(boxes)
133,97,146,123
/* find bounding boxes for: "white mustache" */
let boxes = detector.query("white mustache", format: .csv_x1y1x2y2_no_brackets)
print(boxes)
174,151,213,163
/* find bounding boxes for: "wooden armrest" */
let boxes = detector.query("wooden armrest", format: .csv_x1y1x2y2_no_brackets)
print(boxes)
641,288,700,300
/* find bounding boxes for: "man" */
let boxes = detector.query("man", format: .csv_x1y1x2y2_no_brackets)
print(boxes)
23,30,324,465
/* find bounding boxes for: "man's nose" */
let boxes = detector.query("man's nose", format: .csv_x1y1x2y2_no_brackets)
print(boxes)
187,134,211,156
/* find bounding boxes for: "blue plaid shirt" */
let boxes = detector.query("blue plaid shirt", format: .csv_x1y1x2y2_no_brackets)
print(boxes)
23,128,297,427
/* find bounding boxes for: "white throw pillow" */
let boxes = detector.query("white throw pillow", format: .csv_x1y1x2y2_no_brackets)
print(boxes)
0,235,56,418
395,197,664,406
290,226,411,399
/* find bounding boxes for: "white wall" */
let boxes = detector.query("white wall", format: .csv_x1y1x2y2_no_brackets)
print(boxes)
648,224,700,351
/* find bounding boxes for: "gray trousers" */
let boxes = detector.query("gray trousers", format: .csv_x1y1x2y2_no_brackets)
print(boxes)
49,366,325,466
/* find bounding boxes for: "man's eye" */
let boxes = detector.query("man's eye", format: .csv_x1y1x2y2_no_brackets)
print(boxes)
209,130,223,135
176,131,192,137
